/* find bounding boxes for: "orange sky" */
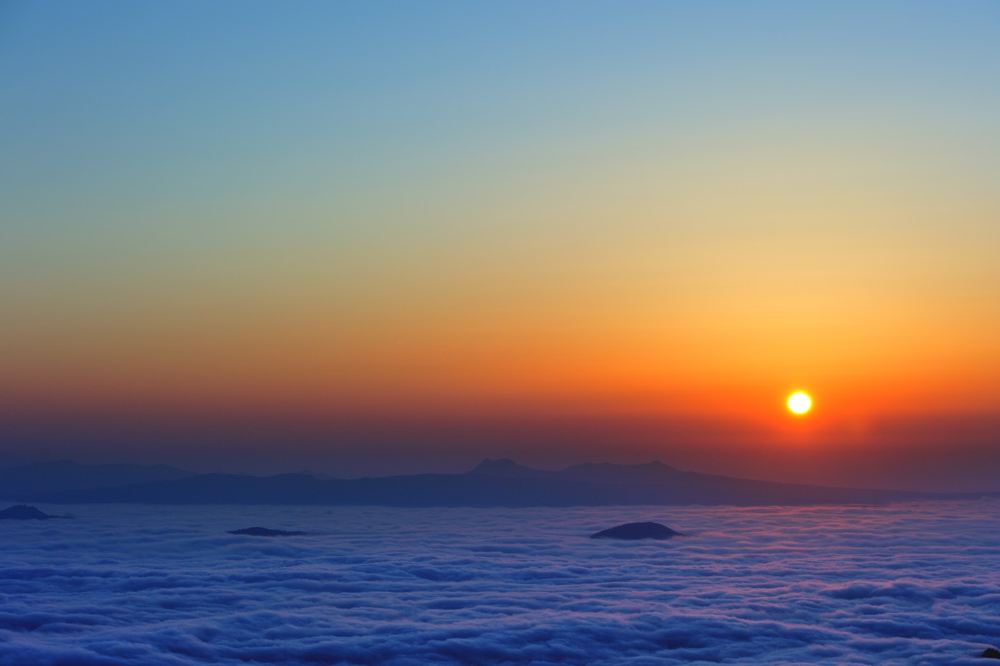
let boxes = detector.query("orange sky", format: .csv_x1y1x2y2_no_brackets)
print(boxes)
2,3,999,486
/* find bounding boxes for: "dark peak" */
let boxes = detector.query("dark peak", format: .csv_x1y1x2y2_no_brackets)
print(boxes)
622,460,676,472
228,526,307,537
590,521,682,540
0,504,62,520
468,458,537,476
268,472,321,481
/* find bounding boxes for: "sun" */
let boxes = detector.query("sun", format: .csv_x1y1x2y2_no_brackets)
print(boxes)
786,391,813,416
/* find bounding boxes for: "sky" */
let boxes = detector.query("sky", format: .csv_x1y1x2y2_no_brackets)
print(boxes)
1,1,999,489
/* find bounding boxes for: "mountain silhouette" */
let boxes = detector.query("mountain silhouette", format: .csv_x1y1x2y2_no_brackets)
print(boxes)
0,461,192,500
468,458,547,477
228,527,307,537
23,459,953,507
0,504,66,520
591,522,681,540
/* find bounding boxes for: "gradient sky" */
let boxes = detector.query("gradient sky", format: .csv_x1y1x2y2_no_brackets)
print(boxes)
2,1,999,488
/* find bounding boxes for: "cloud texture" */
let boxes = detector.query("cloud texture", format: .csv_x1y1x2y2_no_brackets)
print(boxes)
1,500,999,664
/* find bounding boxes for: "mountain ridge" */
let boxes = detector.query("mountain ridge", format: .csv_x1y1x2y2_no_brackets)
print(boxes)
0,460,193,498
5,458,975,507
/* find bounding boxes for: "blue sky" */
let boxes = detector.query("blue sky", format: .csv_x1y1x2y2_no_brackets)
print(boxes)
1,1,999,482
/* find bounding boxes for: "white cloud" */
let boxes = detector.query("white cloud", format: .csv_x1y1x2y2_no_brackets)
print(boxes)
1,501,999,664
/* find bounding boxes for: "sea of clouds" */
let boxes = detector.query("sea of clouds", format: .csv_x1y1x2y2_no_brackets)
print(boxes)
1,499,999,664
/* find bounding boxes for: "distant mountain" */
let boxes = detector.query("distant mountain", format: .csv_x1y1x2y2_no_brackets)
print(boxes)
228,527,307,537
25,459,956,507
591,521,681,540
0,504,67,520
467,458,547,477
0,460,193,500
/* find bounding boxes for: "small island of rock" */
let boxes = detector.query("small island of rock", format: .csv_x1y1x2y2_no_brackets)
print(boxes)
0,505,66,520
590,521,681,540
228,527,307,537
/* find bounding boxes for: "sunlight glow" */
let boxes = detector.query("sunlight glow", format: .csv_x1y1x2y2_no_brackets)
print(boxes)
787,391,813,416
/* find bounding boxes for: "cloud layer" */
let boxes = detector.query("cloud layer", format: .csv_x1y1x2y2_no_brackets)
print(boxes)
1,500,999,664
